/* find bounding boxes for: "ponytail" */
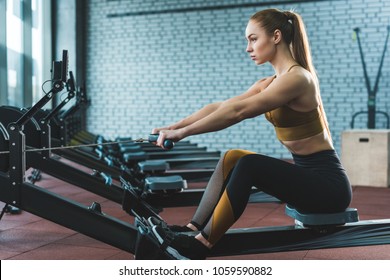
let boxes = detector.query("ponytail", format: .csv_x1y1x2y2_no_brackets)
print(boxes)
283,11,314,75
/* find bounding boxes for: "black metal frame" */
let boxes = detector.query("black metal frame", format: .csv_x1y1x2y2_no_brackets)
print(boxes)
210,219,390,257
0,171,137,252
26,151,124,203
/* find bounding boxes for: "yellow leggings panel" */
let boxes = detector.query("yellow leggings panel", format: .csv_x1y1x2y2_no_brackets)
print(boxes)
206,149,256,244
208,190,235,245
222,149,256,180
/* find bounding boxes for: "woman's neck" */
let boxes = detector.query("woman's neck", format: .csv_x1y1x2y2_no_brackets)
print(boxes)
272,60,298,77
270,47,297,77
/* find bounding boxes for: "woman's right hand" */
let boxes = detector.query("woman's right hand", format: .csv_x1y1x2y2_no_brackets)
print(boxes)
155,128,186,149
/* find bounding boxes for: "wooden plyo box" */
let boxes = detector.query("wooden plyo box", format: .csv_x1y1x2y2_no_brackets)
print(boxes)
341,130,390,188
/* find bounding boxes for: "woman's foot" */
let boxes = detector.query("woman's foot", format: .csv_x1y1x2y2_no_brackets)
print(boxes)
148,216,193,232
152,225,210,260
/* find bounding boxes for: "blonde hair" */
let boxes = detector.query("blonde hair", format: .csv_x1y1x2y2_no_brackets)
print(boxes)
250,9,332,142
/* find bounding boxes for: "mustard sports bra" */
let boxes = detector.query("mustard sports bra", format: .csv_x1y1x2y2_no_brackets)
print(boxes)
264,65,326,141
265,105,325,141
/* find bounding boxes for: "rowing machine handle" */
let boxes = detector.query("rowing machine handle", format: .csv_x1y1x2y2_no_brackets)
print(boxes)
148,134,174,150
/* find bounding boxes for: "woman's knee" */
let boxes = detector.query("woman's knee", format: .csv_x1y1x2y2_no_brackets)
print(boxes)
222,149,256,178
224,154,267,189
234,153,266,170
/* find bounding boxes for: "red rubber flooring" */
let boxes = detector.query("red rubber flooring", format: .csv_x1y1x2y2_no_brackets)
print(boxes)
1,161,390,260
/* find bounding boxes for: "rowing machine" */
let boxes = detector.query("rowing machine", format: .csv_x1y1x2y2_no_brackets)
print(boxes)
129,186,390,259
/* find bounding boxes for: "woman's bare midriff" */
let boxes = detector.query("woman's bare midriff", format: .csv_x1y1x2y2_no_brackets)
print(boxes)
281,131,334,155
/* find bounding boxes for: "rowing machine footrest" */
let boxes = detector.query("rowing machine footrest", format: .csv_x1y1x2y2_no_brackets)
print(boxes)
123,151,148,163
285,205,359,227
134,217,175,260
144,175,186,191
138,160,170,173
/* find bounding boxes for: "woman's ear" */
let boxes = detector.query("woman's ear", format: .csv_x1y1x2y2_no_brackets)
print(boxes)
273,29,282,44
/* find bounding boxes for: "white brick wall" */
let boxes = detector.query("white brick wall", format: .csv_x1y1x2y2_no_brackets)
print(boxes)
85,0,390,158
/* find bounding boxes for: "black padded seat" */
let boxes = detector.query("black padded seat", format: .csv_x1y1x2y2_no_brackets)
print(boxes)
144,175,186,191
285,205,359,227
138,160,170,173
120,145,143,153
123,151,148,163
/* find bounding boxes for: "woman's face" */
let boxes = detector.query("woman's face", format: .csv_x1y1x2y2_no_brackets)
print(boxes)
245,20,275,65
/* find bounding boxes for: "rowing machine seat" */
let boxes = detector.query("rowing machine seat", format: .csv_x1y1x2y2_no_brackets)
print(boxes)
119,145,143,153
138,160,170,173
144,175,186,192
122,151,148,163
285,205,359,227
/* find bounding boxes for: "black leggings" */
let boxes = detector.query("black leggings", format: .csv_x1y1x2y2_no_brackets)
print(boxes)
200,150,352,244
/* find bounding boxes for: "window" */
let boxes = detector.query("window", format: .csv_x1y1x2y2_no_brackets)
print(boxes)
32,0,52,104
6,0,23,106
1,0,51,107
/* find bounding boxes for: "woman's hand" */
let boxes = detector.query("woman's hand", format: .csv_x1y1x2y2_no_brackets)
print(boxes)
155,129,186,149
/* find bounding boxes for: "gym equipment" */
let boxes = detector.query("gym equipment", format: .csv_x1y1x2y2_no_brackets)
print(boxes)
0,51,138,251
135,134,174,150
35,94,220,182
3,131,389,260
69,134,218,174
2,106,199,183
0,128,137,252
0,88,274,210
351,26,390,129
52,128,221,179
124,182,390,259
28,72,220,176
0,105,217,185
0,50,186,207
0,109,193,206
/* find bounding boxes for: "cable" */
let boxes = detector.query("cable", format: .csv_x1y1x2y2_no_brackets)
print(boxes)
0,138,144,155
41,79,54,95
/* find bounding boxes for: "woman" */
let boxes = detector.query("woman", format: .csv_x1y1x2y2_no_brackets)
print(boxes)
149,8,352,260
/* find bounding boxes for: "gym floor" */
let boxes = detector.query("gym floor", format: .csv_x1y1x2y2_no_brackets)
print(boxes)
0,159,389,260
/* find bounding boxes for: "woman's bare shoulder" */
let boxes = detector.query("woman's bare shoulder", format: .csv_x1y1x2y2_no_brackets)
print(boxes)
254,75,276,92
